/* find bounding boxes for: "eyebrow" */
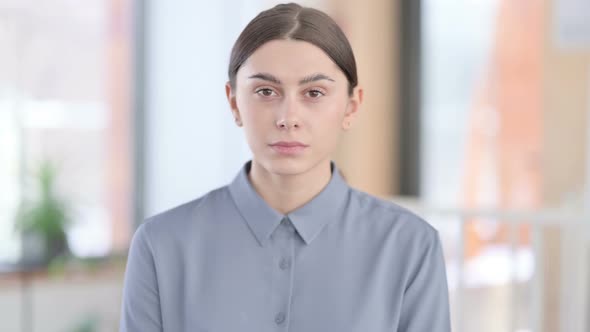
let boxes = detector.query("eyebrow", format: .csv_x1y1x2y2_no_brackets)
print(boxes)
247,72,335,85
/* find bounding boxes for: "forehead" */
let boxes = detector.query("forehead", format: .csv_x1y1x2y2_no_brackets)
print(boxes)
238,39,343,81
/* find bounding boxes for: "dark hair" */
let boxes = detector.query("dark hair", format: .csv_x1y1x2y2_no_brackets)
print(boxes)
228,3,358,95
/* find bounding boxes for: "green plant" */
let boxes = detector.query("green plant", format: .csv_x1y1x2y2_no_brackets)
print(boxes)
15,159,72,265
67,313,100,332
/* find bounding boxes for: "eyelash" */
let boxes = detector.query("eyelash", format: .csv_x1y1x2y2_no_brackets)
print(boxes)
306,89,325,98
254,88,326,98
255,88,277,97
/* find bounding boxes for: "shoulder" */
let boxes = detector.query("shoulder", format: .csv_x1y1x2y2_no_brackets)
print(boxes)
348,188,439,243
347,189,445,278
138,185,231,241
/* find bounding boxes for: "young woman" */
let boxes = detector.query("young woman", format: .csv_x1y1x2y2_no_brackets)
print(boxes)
120,3,451,331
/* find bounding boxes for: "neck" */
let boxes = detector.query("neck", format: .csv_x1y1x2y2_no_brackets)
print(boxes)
248,159,332,215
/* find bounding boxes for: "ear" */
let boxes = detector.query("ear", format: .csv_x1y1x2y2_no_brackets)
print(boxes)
226,81,242,127
342,86,363,130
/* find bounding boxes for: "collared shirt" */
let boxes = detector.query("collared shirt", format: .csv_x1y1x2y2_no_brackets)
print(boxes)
120,160,451,332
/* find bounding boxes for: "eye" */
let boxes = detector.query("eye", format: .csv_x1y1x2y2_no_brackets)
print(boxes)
306,89,325,98
255,88,278,97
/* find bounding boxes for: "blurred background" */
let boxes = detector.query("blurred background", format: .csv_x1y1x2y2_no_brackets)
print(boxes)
0,0,589,331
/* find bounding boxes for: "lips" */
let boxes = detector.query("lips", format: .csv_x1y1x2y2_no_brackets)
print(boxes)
270,141,308,147
269,141,308,155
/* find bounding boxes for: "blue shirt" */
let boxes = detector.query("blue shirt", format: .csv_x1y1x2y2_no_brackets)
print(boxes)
120,161,451,331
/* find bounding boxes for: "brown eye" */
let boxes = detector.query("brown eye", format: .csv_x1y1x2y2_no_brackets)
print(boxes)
306,89,325,98
256,88,277,97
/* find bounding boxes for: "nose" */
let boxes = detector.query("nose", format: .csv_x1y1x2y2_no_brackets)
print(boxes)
275,97,301,130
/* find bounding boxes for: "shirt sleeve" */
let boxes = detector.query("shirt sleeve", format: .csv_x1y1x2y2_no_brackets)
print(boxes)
398,230,452,332
119,223,163,332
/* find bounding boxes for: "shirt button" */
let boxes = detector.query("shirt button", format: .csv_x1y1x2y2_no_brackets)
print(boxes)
279,258,291,270
275,312,286,324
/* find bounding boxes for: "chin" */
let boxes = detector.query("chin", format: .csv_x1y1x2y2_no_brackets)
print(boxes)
258,157,313,176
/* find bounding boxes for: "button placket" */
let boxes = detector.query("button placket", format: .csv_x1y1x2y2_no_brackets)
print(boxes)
269,217,296,329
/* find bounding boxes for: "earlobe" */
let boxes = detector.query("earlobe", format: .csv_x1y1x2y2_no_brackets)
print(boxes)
342,119,352,130
342,107,354,130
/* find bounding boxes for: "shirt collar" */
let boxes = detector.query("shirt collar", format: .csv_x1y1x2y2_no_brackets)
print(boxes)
228,160,350,247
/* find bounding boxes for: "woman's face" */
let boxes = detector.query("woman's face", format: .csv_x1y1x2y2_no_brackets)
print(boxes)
226,39,362,176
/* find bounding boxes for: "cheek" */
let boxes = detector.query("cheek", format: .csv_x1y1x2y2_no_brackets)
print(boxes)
315,102,347,128
238,97,270,123
310,106,346,146
237,100,273,146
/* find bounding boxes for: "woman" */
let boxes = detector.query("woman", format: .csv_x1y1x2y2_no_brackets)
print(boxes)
120,3,451,331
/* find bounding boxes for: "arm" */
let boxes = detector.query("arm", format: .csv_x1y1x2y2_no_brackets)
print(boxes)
398,231,452,332
120,223,163,332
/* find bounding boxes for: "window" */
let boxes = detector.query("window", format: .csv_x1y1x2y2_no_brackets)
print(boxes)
0,0,134,263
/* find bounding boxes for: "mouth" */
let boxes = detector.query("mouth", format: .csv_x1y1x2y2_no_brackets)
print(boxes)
269,141,309,155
